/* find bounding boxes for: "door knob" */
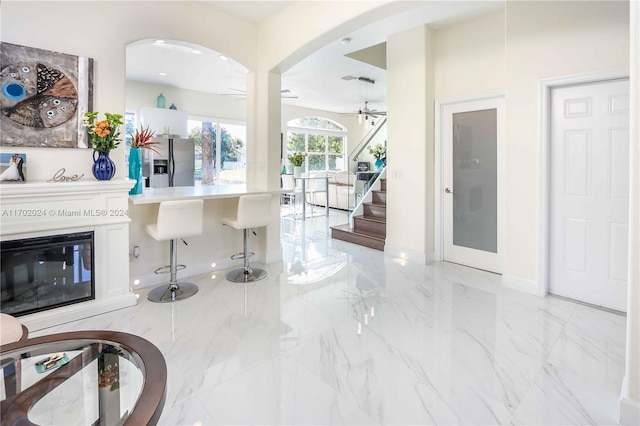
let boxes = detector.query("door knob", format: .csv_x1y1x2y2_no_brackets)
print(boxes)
444,187,453,194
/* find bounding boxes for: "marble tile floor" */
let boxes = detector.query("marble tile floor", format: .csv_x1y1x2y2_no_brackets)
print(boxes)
32,209,627,425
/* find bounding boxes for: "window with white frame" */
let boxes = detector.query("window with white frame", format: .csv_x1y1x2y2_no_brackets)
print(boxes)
188,117,246,185
286,117,346,173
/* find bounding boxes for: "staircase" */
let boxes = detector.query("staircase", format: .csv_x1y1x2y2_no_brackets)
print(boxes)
331,179,386,251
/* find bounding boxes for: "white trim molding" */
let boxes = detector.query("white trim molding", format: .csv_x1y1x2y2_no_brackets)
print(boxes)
621,2,640,422
620,377,640,425
501,274,539,295
385,243,435,264
538,69,629,298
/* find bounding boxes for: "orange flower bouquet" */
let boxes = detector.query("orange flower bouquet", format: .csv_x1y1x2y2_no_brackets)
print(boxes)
82,111,124,151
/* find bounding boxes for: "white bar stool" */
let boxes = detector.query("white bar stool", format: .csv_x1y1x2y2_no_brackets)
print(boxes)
222,194,271,283
145,199,204,302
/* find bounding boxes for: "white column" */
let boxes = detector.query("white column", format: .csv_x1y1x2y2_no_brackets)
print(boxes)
620,1,640,424
386,24,435,263
245,70,282,265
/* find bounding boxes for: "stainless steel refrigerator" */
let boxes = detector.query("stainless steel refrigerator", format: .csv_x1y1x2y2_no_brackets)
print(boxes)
143,137,195,188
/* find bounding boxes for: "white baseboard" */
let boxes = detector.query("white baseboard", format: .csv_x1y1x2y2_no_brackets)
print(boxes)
501,274,541,296
620,377,640,425
384,243,435,264
21,293,138,332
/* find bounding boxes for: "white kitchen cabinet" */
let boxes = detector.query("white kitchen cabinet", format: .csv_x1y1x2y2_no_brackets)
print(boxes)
140,107,188,138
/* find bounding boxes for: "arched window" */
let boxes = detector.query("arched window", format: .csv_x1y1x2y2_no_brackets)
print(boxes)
286,117,347,172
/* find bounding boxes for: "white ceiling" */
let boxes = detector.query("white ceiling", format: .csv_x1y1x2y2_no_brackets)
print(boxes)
126,1,503,115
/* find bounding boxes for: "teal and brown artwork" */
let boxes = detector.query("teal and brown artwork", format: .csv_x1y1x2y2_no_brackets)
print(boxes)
1,43,93,148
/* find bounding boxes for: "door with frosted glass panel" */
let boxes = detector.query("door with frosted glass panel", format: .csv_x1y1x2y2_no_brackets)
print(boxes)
443,97,504,273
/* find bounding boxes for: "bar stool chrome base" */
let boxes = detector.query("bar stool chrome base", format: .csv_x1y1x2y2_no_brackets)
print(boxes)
222,194,271,284
226,267,267,283
147,282,199,303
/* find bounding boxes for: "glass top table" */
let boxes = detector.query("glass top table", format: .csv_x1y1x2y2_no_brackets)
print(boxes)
0,330,167,425
292,175,329,220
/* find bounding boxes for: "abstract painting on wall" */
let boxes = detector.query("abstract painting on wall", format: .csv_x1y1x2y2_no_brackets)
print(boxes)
0,43,93,148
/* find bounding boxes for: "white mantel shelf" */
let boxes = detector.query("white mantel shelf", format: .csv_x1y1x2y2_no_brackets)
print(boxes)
1,179,135,237
0,178,137,331
1,178,135,199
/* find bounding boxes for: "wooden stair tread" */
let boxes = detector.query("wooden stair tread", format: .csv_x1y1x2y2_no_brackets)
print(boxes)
354,215,385,224
331,224,385,241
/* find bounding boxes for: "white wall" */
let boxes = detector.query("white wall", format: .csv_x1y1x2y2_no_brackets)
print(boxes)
126,81,247,121
434,10,505,99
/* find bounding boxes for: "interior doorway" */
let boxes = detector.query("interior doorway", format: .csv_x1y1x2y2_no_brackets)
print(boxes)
441,96,505,274
548,78,630,312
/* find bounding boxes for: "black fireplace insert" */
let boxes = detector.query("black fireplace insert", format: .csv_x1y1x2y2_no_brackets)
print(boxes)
1,231,95,317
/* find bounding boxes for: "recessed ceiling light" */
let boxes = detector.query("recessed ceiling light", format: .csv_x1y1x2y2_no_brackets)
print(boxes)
153,39,165,44
158,72,167,76
192,49,201,54
219,55,228,61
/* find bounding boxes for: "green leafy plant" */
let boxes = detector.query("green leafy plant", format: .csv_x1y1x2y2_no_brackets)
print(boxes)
288,151,307,167
83,111,124,151
368,143,386,160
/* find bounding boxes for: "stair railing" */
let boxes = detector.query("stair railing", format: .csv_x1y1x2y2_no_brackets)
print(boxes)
350,116,387,163
350,168,386,228
348,117,387,214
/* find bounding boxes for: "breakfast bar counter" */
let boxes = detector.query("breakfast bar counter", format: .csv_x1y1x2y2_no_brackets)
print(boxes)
128,184,281,205
127,184,282,290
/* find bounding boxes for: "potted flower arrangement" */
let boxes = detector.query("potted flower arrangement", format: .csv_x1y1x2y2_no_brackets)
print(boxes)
83,111,124,180
368,143,386,172
288,152,307,177
127,125,160,195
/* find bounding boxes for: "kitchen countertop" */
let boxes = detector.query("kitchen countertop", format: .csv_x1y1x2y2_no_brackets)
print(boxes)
128,184,282,205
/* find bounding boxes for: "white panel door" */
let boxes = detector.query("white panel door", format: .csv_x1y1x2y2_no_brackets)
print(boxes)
443,97,504,273
549,79,629,311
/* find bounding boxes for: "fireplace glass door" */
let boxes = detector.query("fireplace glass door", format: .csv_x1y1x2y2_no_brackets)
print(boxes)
1,231,95,316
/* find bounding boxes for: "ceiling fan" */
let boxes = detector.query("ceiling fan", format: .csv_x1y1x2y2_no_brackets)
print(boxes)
358,101,386,117
220,88,298,99
342,101,387,125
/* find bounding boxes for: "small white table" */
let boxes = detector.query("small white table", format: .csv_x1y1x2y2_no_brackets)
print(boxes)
293,175,329,219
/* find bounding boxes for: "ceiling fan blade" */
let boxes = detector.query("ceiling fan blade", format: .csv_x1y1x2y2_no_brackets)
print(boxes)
221,90,297,99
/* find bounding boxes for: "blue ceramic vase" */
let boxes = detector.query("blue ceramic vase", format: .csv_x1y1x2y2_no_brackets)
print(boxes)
92,150,116,181
374,158,384,173
128,148,143,194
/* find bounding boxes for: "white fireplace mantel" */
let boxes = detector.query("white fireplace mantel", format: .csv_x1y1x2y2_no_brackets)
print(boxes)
1,178,137,331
